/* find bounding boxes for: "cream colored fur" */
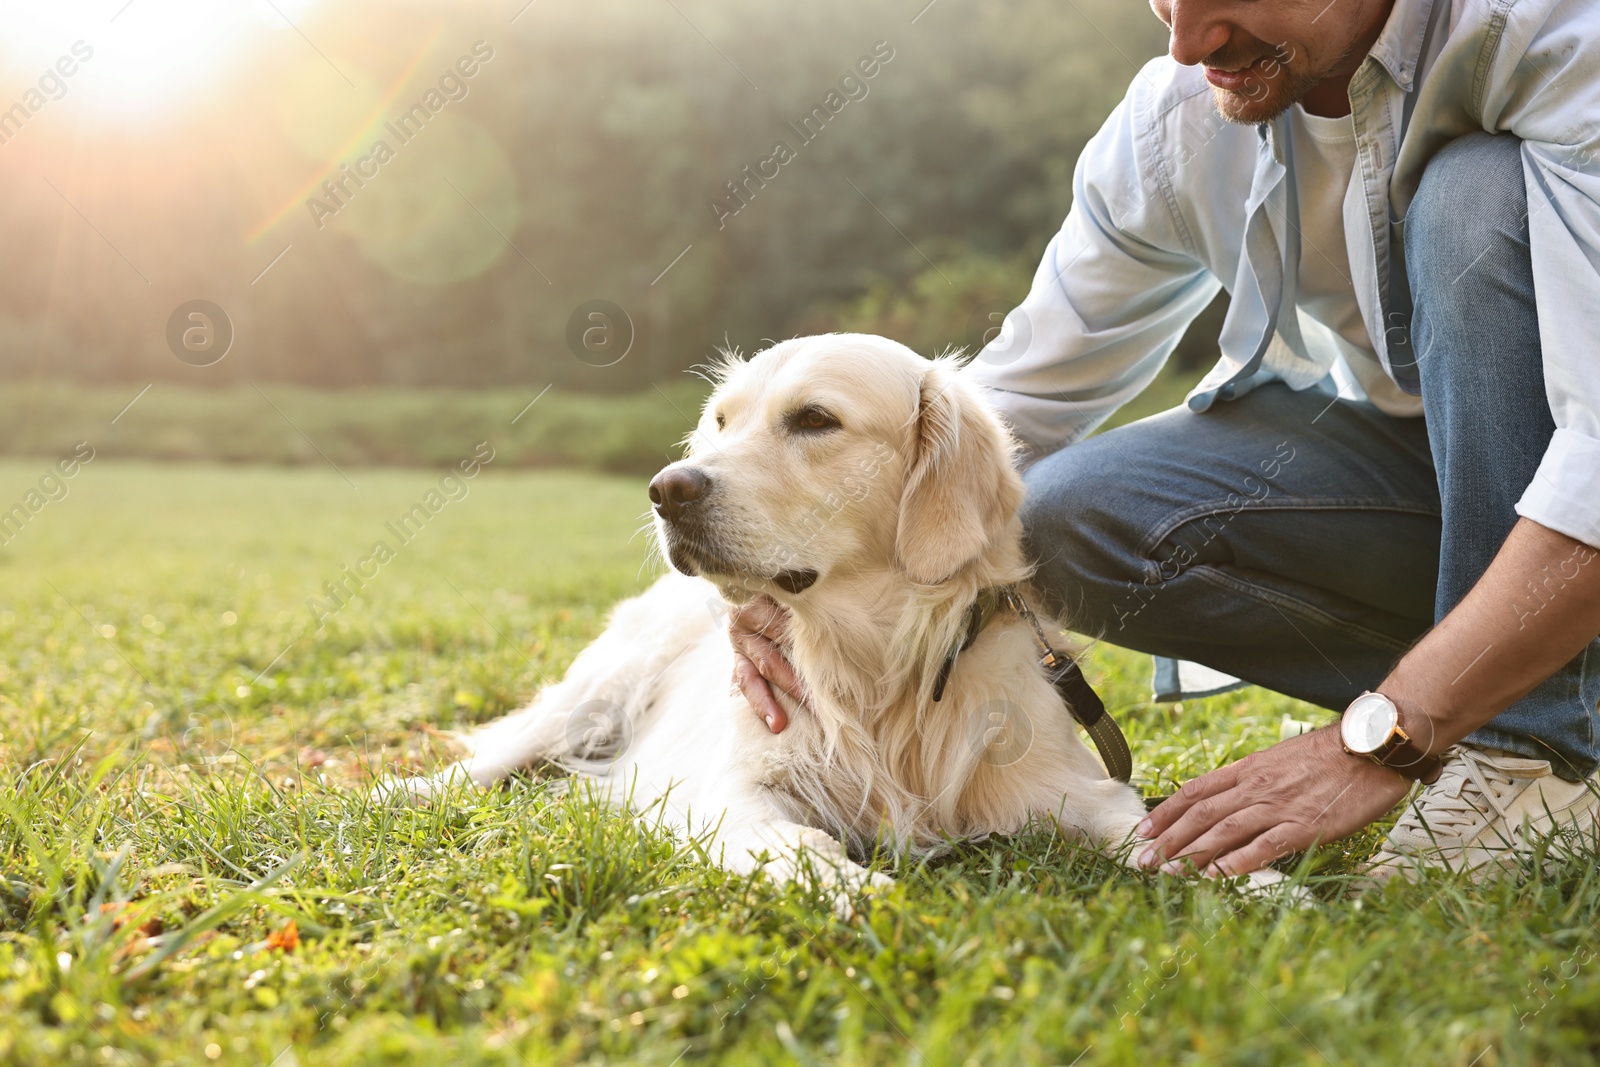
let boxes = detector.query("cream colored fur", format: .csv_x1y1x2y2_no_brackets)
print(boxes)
375,334,1158,902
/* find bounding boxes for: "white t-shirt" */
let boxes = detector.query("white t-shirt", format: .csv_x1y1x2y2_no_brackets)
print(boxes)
1286,103,1425,417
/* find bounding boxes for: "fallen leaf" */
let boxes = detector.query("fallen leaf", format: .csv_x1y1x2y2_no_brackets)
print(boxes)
265,921,299,953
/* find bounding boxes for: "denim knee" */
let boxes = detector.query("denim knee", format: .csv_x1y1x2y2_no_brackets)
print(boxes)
1405,132,1527,301
1406,132,1541,413
1019,440,1145,632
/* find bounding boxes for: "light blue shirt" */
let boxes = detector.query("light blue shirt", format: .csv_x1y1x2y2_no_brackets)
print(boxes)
966,0,1600,552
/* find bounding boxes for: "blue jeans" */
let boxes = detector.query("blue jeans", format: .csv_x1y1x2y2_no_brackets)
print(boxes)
1022,133,1600,781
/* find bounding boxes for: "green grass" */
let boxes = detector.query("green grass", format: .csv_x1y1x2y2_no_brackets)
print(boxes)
3,460,1600,1066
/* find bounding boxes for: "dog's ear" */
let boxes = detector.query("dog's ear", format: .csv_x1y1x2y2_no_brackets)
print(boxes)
895,362,1023,584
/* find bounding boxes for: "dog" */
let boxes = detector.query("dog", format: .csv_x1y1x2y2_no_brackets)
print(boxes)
376,334,1158,902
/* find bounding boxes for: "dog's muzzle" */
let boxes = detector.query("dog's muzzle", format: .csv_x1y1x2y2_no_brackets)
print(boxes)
650,465,729,578
648,466,819,594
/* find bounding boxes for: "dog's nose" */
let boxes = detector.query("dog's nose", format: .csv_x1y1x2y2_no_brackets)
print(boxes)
648,467,710,521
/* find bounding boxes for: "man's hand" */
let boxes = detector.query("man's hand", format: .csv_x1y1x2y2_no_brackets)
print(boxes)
1134,519,1600,878
728,595,806,733
1134,725,1410,876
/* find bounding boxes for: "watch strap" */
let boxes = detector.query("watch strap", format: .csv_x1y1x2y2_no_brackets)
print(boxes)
1375,730,1443,784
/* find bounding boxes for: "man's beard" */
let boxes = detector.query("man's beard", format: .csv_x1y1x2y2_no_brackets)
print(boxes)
1204,41,1339,125
1211,63,1323,124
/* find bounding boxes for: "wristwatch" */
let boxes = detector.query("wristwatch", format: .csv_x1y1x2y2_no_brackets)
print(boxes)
1339,691,1443,784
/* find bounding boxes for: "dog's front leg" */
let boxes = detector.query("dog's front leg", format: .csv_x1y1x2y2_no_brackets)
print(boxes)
692,784,893,918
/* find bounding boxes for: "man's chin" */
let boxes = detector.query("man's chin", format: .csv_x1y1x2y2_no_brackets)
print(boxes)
1210,84,1297,125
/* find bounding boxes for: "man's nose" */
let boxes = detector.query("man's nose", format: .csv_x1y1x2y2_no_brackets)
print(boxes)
648,467,711,522
1162,1,1233,67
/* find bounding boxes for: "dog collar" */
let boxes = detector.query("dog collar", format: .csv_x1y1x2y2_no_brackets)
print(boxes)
931,585,1132,783
931,585,1012,703
933,584,1060,700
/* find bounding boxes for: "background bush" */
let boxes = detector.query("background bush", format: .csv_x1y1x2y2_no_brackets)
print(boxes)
0,0,1188,394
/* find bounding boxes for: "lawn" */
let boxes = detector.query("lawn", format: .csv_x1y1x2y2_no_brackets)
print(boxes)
2,459,1598,1066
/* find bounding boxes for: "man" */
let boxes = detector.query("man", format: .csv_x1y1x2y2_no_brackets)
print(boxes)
731,0,1600,881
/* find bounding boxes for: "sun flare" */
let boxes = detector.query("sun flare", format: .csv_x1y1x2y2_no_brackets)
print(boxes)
0,0,320,117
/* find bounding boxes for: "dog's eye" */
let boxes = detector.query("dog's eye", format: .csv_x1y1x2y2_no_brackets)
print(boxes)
789,405,841,435
714,412,725,430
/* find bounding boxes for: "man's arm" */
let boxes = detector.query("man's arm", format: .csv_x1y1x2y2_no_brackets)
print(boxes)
961,58,1224,461
1137,518,1600,876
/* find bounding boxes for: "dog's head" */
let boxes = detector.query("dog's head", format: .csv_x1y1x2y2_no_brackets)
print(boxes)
649,334,1024,598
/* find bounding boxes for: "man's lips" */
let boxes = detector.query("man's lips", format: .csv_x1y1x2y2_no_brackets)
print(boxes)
1205,57,1273,92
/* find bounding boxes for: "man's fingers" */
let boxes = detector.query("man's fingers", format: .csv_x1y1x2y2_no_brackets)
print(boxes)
1138,761,1241,840
1149,804,1280,875
1206,827,1309,879
726,593,805,734
1136,783,1252,871
729,594,789,642
727,593,806,707
735,633,807,706
1134,727,1412,879
733,654,787,733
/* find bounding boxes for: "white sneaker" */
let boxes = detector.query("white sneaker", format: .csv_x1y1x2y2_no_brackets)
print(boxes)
1364,745,1600,883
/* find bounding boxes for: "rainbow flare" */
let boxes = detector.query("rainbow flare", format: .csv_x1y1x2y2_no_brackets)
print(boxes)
245,28,440,244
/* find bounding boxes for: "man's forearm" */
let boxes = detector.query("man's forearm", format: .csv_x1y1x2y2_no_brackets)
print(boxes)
1135,517,1600,877
1381,518,1600,755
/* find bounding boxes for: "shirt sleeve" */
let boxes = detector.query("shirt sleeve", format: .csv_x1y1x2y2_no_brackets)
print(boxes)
960,62,1220,465
1487,2,1600,549
1514,137,1600,550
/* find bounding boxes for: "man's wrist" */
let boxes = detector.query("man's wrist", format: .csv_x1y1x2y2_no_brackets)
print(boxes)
1323,723,1422,796
1339,690,1446,784
1374,683,1452,759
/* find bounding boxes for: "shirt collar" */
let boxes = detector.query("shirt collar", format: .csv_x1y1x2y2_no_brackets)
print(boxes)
1365,0,1437,92
1255,0,1435,151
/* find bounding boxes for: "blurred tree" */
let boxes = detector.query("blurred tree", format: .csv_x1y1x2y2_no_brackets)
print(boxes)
0,0,1184,392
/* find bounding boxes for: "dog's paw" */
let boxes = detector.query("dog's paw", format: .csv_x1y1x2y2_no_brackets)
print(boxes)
842,867,896,897
817,854,895,920
826,869,895,921
1229,868,1315,908
369,767,475,807
759,831,896,920
368,775,442,807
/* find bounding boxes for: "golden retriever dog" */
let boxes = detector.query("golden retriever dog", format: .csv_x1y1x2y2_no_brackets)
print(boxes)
377,334,1158,902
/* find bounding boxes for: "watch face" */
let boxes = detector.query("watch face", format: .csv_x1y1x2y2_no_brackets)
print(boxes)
1341,693,1399,754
